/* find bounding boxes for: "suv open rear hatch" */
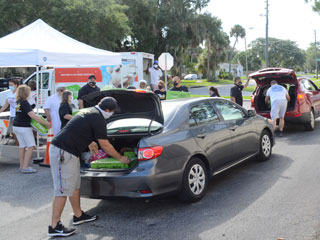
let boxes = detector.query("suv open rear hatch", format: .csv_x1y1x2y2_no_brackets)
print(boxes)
249,68,298,86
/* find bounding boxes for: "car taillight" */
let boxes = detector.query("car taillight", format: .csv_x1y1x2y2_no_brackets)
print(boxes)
138,146,163,161
297,93,305,101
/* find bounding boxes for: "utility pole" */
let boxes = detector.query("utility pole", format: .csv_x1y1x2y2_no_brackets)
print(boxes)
265,0,269,68
315,30,318,79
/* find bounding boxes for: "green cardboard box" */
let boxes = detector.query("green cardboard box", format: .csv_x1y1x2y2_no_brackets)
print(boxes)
90,151,137,169
31,116,49,134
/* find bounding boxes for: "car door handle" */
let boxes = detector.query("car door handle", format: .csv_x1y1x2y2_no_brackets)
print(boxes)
197,134,206,139
229,126,238,131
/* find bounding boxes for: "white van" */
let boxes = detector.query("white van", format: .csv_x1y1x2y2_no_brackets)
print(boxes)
0,52,154,108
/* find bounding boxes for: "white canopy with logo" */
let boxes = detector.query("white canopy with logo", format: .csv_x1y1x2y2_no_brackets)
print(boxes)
0,19,121,67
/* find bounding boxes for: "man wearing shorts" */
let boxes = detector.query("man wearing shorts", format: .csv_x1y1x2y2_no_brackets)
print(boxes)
48,97,130,237
265,80,290,137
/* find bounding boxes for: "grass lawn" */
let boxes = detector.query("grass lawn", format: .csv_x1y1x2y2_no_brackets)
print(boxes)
243,86,256,92
296,73,314,77
181,79,233,87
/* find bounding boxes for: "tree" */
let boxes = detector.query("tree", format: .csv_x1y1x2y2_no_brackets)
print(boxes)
232,50,262,71
0,0,131,50
228,24,246,79
118,0,211,74
250,37,305,69
304,42,320,72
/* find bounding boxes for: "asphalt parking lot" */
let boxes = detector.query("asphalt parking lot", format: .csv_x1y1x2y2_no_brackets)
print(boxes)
1,117,320,240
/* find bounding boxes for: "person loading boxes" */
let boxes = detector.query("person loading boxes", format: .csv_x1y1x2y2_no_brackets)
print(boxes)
48,97,130,237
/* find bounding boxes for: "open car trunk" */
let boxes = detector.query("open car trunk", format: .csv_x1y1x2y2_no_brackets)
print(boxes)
81,134,143,172
80,89,164,172
255,83,297,113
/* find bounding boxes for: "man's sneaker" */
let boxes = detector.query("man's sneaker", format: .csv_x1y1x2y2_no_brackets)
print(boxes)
73,211,98,225
48,221,75,237
278,131,283,137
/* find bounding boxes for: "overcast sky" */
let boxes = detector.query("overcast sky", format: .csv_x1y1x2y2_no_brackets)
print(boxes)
205,0,320,51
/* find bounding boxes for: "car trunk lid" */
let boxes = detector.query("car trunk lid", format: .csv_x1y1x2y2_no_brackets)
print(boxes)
249,68,298,86
82,89,164,125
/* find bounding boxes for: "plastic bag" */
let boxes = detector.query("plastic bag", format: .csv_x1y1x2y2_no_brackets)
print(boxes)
89,150,108,163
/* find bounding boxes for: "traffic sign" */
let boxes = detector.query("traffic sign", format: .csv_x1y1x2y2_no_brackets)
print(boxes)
158,52,174,91
158,53,174,71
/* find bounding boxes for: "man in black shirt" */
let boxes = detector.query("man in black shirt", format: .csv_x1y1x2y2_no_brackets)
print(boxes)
230,76,250,106
170,76,188,92
78,75,100,108
48,97,130,237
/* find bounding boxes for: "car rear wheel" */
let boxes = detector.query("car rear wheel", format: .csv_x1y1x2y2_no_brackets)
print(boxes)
304,110,315,131
256,130,272,162
179,157,208,203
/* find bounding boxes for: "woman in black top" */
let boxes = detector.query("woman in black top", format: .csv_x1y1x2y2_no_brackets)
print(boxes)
208,86,221,97
13,85,51,173
59,91,73,130
154,80,166,100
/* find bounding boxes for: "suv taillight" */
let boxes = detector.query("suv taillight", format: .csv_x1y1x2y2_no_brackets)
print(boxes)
297,93,305,101
138,146,163,161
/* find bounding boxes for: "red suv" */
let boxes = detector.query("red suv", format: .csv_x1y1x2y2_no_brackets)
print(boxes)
249,68,320,131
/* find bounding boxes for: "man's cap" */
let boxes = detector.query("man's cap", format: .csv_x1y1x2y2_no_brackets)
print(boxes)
56,83,66,91
98,97,120,112
139,79,147,84
88,75,96,80
154,60,158,65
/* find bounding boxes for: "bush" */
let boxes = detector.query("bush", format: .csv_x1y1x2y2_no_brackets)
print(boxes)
219,71,233,80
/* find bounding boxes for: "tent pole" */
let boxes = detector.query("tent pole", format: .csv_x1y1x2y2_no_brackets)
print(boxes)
33,65,44,164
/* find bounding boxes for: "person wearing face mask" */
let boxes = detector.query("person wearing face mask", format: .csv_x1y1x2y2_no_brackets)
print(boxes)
0,78,20,144
154,80,166,100
230,76,250,106
170,76,188,92
44,84,66,136
146,60,163,91
78,75,100,109
48,97,130,237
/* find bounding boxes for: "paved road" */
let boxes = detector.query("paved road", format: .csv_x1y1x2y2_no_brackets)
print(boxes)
189,80,256,97
1,119,320,239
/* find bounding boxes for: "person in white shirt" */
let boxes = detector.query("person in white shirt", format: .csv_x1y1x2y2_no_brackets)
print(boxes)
28,80,37,109
44,84,66,136
265,80,290,137
0,78,20,144
146,60,163,91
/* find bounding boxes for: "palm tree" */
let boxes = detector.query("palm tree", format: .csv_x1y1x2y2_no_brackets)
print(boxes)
228,24,246,79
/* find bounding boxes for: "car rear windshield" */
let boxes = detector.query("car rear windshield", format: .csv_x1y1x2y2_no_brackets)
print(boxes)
106,101,181,135
162,101,182,122
107,118,163,135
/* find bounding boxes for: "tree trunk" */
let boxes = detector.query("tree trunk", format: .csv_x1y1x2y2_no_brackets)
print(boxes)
228,36,238,79
213,54,217,82
207,38,211,82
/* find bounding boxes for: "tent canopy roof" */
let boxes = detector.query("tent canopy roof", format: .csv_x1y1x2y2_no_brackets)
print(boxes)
0,19,121,67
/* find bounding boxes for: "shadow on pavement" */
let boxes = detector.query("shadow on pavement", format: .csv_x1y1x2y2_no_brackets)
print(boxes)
64,153,293,240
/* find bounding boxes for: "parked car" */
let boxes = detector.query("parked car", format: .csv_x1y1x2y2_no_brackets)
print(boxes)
80,90,274,202
249,68,320,131
184,74,198,80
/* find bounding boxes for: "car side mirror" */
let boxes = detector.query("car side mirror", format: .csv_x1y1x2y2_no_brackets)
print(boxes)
247,109,256,117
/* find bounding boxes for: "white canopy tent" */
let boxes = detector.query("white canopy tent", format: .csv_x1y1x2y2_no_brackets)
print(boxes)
0,19,122,162
0,19,121,67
